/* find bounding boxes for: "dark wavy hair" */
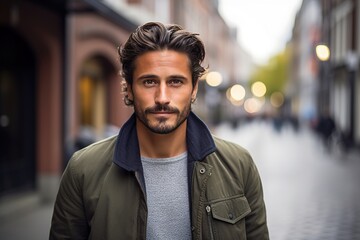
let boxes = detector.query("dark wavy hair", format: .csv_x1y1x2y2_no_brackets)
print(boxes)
118,22,207,106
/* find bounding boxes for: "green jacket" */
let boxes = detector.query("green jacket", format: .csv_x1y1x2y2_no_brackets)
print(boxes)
50,112,269,240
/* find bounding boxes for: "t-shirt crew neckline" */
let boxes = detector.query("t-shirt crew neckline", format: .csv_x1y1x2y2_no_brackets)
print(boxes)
141,152,188,163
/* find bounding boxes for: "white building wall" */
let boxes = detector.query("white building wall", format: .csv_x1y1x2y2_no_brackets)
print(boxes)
297,0,321,122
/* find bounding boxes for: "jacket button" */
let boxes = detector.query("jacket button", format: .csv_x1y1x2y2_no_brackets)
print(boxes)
228,213,234,220
199,168,206,174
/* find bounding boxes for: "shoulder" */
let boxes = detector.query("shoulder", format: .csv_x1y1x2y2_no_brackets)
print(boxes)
67,135,117,177
212,135,253,163
210,135,258,180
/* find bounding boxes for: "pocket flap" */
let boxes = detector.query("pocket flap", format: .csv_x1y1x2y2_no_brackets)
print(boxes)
210,196,251,224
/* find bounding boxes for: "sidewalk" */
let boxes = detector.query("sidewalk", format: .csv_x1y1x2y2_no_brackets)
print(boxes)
0,192,54,240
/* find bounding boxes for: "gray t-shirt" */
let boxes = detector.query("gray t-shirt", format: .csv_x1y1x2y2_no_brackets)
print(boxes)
141,152,191,240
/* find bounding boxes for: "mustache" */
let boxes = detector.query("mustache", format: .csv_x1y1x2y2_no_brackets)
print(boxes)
145,104,180,114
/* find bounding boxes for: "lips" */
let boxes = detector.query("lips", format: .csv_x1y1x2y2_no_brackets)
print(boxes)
149,111,175,114
145,105,179,115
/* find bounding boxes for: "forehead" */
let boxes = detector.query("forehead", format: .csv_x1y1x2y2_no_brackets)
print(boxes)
133,50,191,74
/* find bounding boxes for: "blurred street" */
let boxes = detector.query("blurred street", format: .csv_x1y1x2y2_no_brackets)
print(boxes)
1,121,360,240
215,120,360,240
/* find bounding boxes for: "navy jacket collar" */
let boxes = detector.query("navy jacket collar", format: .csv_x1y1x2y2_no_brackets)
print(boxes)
113,111,216,172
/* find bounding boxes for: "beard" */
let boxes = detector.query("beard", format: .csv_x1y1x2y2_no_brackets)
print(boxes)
134,100,192,134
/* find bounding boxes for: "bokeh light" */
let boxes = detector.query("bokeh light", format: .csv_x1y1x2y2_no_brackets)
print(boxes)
230,84,246,101
244,97,263,113
270,91,284,108
251,81,267,97
315,44,330,61
226,86,245,107
206,71,223,87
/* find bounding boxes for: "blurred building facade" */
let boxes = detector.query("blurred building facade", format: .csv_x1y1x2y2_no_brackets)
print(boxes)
0,0,243,201
0,0,137,202
289,0,359,148
288,0,322,126
317,0,360,148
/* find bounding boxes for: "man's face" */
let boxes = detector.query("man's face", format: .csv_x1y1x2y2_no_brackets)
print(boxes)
128,50,198,134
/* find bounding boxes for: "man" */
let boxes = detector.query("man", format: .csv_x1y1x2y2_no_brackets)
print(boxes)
50,22,269,240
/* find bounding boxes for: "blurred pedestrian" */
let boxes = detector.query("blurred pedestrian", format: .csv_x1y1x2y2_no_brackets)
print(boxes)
50,22,268,240
316,108,336,150
272,114,284,133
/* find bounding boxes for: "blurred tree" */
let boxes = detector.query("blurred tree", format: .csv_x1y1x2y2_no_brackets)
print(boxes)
249,49,290,97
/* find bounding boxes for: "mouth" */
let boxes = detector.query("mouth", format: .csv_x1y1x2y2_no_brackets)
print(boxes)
145,105,179,116
149,111,176,115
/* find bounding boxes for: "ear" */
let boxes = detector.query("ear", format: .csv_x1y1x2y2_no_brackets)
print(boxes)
191,81,199,102
126,82,133,101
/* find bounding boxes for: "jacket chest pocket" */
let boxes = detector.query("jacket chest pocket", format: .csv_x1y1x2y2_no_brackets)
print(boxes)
205,196,251,240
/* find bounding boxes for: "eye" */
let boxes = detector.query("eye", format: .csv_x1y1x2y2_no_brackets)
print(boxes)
168,78,184,87
143,79,157,87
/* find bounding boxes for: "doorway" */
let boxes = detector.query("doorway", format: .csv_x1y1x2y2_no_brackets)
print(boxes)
0,27,36,196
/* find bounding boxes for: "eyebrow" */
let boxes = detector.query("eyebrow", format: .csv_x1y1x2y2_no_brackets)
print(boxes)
137,74,158,81
136,74,188,81
168,75,188,80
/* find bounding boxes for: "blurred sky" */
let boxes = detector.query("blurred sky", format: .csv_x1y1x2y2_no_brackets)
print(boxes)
219,0,303,65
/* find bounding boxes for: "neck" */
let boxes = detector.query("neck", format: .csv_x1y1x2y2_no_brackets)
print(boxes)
136,120,187,158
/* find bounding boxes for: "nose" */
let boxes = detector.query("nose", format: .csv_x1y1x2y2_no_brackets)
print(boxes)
155,83,170,105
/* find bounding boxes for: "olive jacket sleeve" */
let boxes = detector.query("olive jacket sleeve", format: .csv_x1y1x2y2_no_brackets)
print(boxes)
49,152,90,240
244,156,269,239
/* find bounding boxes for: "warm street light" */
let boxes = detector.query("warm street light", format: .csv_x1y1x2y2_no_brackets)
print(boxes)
226,84,246,106
270,91,284,108
244,98,263,113
251,81,266,97
230,84,246,101
206,71,222,87
316,44,330,61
